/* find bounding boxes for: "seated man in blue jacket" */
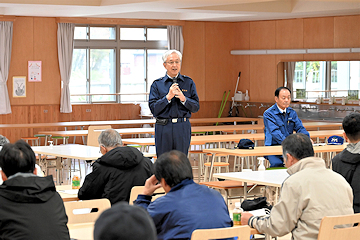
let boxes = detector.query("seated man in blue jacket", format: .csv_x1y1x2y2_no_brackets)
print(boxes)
134,150,232,240
263,87,310,167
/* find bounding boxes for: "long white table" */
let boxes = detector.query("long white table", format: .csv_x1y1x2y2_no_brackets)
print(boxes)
32,145,102,184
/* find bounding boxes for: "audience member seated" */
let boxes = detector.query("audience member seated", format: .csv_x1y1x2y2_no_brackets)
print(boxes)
0,140,70,240
0,135,43,185
134,150,232,240
332,112,360,213
94,201,157,240
78,129,154,204
263,87,310,167
242,133,353,240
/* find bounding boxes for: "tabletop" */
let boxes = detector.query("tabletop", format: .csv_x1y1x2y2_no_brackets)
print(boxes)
57,185,80,202
214,169,289,187
32,145,101,160
202,143,346,157
0,117,260,129
121,129,345,147
38,124,265,138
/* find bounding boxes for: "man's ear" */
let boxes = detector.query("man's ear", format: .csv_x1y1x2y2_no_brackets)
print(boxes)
160,178,171,193
1,170,8,181
33,167,37,176
286,153,298,166
343,132,349,143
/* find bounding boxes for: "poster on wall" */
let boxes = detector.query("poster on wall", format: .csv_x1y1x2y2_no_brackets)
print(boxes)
28,61,42,82
13,76,26,98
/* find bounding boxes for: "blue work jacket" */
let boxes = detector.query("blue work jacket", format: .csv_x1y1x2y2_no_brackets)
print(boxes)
134,179,232,240
149,73,200,119
263,104,309,146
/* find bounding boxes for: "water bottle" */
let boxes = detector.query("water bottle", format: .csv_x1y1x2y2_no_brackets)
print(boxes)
72,175,80,189
233,202,243,225
258,157,266,171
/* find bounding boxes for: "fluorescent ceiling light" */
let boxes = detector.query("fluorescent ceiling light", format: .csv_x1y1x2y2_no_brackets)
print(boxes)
266,49,306,54
306,48,350,54
231,50,267,55
351,48,360,52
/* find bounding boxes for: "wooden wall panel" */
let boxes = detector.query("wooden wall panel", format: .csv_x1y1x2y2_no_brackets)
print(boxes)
182,21,206,101
250,21,276,49
276,18,303,49
33,17,61,105
334,15,360,48
249,55,276,102
9,17,34,105
234,22,250,49
304,17,334,49
232,55,250,94
205,22,238,101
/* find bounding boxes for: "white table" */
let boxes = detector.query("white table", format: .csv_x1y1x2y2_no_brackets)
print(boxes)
214,169,289,203
32,145,102,184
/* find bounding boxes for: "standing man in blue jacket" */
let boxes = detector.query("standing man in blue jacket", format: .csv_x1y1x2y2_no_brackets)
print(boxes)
263,87,310,167
149,50,199,157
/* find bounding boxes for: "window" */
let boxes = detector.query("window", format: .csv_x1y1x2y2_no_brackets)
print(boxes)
292,61,360,101
70,25,168,103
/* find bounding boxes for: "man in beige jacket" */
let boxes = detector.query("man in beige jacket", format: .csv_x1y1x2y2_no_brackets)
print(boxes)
242,133,353,240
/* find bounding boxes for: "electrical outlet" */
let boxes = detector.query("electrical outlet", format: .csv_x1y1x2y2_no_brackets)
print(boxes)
86,109,91,112
43,110,48,113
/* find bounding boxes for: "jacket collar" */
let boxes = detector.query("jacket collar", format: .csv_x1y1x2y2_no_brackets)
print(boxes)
287,156,326,175
164,73,184,82
169,178,194,192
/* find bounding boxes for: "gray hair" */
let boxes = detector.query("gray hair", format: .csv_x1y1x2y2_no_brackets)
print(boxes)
0,135,10,146
162,50,182,63
98,129,122,148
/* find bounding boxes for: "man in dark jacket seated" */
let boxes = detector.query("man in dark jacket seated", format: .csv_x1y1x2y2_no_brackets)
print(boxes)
78,129,154,204
134,150,232,240
0,140,70,240
332,112,360,213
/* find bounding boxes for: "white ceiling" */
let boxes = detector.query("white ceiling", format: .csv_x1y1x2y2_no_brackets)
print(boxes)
0,0,359,22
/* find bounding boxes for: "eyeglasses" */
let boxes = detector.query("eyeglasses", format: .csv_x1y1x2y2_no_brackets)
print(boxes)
165,61,181,65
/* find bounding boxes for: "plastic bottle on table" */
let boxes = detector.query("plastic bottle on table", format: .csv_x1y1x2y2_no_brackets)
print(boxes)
72,175,80,189
257,157,266,171
233,202,243,225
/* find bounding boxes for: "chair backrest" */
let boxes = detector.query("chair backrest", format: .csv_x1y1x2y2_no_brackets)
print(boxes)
64,198,111,224
87,125,111,147
317,213,360,240
191,225,251,240
129,186,165,205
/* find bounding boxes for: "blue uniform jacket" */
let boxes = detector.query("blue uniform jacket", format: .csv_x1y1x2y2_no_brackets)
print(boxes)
263,104,309,146
149,73,200,118
134,179,232,240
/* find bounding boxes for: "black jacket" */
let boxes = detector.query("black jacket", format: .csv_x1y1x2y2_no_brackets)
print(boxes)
78,146,154,204
0,174,70,240
332,149,360,213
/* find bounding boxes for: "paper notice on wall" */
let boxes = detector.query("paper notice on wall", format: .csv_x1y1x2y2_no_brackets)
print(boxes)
28,61,42,82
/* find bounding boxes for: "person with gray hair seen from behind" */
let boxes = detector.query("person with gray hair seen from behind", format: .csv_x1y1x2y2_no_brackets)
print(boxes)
94,202,157,240
332,112,360,213
78,129,154,204
242,133,353,240
0,135,10,146
149,50,199,157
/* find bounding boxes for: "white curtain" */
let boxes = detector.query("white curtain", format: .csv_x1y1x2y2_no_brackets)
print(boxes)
284,62,295,94
167,26,184,54
57,23,75,113
0,21,13,115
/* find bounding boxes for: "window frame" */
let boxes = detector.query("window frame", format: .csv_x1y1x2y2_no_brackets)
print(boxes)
71,24,168,104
